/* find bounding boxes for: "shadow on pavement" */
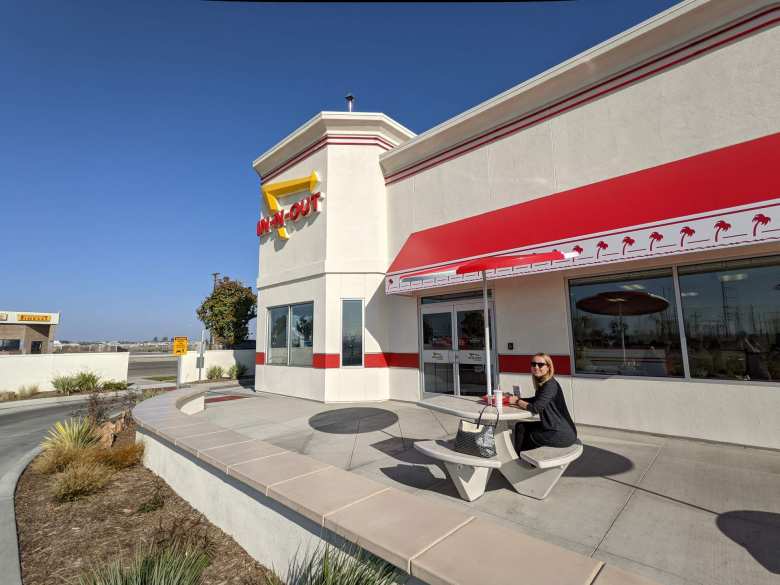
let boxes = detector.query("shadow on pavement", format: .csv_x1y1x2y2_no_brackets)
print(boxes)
563,444,634,478
716,511,780,574
309,408,398,434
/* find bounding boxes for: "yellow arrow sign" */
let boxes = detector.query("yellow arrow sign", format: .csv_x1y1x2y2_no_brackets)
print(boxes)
261,171,319,240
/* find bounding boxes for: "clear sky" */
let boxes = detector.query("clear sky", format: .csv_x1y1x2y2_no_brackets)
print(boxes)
1,0,680,341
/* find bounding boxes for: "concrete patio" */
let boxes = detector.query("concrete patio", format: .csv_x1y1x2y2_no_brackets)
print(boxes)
199,388,779,585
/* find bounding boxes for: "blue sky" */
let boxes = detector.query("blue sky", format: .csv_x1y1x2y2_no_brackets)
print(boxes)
1,0,679,341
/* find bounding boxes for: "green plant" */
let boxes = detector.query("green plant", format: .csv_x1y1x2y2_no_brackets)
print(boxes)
101,380,129,391
41,418,100,451
196,277,257,346
75,371,101,393
263,545,399,585
206,366,224,380
227,363,247,380
52,374,78,396
137,478,166,514
78,543,209,585
52,460,113,501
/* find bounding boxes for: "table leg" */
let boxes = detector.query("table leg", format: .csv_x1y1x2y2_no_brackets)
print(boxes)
495,421,565,499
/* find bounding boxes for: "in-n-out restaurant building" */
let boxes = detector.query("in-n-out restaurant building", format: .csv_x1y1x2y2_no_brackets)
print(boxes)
252,0,780,450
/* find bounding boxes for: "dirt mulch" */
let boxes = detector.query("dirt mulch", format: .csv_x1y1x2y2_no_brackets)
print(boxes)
15,424,273,585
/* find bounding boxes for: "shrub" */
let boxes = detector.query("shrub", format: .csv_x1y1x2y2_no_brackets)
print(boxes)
0,391,17,402
263,545,399,585
41,418,100,451
78,543,209,585
18,384,40,399
228,363,248,380
101,380,128,391
32,445,83,475
75,371,101,393
52,374,78,396
206,366,224,380
137,478,165,514
52,461,113,501
87,442,145,470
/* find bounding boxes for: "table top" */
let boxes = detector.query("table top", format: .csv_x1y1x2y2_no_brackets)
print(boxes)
417,394,534,422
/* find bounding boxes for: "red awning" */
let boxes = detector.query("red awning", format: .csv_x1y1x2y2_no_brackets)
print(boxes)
386,132,780,294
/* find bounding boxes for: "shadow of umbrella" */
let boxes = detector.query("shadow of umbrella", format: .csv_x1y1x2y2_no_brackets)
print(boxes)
309,408,398,434
716,511,780,574
576,290,669,364
563,444,634,478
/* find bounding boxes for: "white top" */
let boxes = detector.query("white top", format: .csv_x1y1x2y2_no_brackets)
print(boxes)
417,395,535,422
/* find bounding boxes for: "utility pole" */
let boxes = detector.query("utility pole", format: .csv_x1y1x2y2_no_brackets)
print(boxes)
212,272,221,291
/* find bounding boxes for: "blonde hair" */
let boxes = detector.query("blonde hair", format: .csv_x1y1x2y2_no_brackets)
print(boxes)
532,352,555,391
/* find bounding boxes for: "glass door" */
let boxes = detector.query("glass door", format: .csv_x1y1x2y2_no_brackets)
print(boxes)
421,306,455,394
420,299,496,396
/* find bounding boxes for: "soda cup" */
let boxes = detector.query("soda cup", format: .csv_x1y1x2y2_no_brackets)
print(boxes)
495,390,503,413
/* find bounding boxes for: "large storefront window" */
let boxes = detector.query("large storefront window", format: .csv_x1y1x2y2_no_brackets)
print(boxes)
267,303,314,366
679,256,780,381
569,269,684,377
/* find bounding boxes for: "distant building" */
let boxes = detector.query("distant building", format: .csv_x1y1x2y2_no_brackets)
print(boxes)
0,311,60,354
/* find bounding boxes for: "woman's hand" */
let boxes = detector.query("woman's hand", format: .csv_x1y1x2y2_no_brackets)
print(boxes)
508,395,527,409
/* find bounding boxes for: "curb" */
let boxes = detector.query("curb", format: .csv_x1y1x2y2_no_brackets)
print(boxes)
0,446,41,585
0,385,177,413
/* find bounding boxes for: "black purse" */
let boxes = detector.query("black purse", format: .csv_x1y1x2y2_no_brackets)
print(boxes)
453,404,499,458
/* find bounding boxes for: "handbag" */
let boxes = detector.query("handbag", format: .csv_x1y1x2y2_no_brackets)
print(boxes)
454,404,499,458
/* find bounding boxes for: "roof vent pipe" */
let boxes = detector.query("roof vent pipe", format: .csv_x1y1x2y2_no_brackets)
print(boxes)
345,93,354,112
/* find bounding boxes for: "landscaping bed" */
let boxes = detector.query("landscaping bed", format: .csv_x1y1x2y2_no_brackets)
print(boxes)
15,422,272,585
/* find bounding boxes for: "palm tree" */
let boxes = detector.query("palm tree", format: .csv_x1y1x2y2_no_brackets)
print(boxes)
649,231,663,251
679,226,695,247
714,220,731,242
596,241,608,259
752,213,771,237
621,236,635,255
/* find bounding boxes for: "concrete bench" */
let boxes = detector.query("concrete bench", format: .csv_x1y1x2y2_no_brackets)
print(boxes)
414,439,502,501
415,436,583,501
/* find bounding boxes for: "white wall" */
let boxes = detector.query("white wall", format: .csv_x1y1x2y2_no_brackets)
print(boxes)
179,349,255,384
0,353,129,392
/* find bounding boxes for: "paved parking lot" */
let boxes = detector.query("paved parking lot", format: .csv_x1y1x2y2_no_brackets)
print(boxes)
202,390,780,585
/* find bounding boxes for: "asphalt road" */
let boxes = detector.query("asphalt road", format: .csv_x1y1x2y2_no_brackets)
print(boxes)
0,403,88,478
127,356,178,380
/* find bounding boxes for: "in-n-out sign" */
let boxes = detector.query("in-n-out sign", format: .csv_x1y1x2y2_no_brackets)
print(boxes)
257,171,323,240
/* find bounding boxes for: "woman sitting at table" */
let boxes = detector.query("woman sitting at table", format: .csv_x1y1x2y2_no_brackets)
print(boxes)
508,352,577,452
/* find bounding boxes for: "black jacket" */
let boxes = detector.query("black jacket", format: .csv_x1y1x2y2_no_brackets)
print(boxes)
525,378,577,447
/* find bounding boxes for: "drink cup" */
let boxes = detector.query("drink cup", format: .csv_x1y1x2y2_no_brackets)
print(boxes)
495,390,503,413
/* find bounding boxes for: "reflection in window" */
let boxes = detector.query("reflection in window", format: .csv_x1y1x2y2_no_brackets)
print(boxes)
569,269,683,377
267,306,288,364
679,256,780,381
0,339,21,352
290,303,314,366
341,300,363,366
423,312,452,350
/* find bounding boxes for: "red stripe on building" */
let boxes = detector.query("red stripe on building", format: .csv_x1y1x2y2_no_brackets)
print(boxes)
387,132,780,274
384,8,780,185
499,354,571,376
255,352,265,365
313,353,340,368
365,352,419,368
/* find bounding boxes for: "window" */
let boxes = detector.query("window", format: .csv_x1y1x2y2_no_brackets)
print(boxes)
267,306,289,365
679,256,780,381
267,303,313,366
0,339,21,352
569,269,684,377
290,303,314,366
341,299,363,366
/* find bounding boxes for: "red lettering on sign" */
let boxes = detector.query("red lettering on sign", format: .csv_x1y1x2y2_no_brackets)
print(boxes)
289,202,301,221
270,210,285,228
299,197,311,216
310,192,321,212
256,217,270,236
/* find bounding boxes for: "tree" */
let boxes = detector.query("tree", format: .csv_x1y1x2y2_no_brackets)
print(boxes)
152,336,158,342
197,277,257,347
162,336,169,342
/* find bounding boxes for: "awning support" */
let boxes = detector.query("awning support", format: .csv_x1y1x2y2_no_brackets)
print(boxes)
482,271,493,396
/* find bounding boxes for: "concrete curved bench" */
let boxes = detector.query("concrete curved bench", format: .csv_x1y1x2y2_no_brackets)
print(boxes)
132,388,656,585
414,440,501,502
520,441,583,469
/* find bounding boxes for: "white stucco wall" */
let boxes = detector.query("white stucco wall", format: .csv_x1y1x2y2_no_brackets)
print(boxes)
0,352,129,392
179,349,255,383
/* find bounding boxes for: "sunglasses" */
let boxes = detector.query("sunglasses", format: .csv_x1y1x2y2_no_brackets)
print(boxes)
530,361,548,368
